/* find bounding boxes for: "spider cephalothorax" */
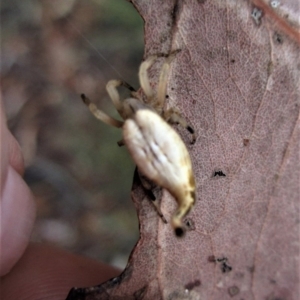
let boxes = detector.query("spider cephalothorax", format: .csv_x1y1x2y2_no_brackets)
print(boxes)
82,53,196,237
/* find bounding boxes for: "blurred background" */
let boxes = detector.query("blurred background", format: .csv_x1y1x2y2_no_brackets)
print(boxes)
1,0,144,269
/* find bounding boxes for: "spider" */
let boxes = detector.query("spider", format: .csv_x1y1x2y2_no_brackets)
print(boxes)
81,53,196,237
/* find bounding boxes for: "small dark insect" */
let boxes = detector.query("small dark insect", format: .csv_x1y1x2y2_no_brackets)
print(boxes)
213,169,226,177
208,256,232,273
221,261,232,273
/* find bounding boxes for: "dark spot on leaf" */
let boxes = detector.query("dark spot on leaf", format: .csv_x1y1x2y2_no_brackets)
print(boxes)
231,59,235,63
208,255,216,262
184,218,195,231
187,125,194,134
243,139,250,146
216,257,227,262
228,285,240,297
213,169,226,177
214,257,232,273
251,7,263,25
184,279,201,291
222,262,232,273
274,32,284,44
197,0,206,3
208,256,233,272
166,94,169,98
270,0,280,8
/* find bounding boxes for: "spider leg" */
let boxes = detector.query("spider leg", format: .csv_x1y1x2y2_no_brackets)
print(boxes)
139,51,181,109
156,51,179,108
81,94,123,128
149,196,168,224
164,108,196,144
106,79,136,118
138,56,156,100
138,170,167,224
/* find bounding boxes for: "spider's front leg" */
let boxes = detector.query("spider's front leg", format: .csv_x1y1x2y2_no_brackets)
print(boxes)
105,79,136,119
156,51,181,108
138,51,180,110
81,80,135,129
81,94,124,128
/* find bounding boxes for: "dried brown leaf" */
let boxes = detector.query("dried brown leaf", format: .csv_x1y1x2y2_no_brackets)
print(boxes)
67,0,300,299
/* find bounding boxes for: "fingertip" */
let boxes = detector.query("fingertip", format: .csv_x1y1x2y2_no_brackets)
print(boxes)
0,166,36,276
1,243,121,300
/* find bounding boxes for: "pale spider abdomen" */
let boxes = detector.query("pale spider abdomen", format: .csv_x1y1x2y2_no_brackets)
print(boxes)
123,109,196,236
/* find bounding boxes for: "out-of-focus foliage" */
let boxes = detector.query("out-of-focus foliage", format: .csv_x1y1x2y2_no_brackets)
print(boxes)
1,0,144,268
